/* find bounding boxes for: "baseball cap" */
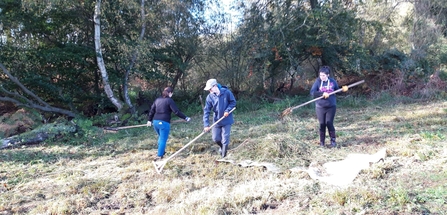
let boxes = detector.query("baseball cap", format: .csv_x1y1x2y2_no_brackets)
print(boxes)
204,79,217,90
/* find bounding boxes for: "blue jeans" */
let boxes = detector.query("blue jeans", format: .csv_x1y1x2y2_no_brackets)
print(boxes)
153,120,170,157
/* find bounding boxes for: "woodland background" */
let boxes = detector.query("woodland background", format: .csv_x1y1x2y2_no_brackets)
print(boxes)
1,1,447,214
1,0,447,137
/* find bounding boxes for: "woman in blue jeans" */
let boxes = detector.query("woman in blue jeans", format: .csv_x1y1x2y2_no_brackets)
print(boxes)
147,87,190,160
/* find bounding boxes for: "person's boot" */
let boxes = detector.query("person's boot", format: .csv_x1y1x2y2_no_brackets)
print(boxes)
154,152,165,161
221,144,228,158
216,141,223,153
329,131,336,148
319,130,326,147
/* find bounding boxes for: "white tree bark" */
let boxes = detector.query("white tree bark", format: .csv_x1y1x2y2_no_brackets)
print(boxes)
94,0,123,111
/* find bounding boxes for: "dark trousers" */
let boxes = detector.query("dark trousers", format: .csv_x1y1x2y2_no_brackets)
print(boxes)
212,124,232,146
212,124,232,157
316,106,336,133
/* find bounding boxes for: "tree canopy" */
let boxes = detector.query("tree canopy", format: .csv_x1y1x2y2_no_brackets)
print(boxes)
1,0,446,118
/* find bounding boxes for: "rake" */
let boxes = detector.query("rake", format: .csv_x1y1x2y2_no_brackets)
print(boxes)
280,80,365,118
103,119,185,132
153,107,236,174
103,124,148,131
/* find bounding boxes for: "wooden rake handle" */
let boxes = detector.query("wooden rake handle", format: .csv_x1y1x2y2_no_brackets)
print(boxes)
104,124,148,131
153,107,236,174
289,80,365,112
104,119,186,131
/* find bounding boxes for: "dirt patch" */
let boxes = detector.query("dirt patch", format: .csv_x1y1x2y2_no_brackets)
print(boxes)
0,104,41,138
0,102,17,116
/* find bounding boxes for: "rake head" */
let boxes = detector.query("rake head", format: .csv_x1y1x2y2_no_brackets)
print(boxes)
152,160,166,174
280,107,292,119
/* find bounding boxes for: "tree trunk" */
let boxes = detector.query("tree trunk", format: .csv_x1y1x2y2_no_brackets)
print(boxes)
310,0,319,9
1,122,77,150
0,63,77,118
123,0,147,114
94,0,123,111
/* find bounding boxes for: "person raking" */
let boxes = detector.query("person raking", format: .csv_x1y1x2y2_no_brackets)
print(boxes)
203,79,237,158
310,66,348,148
147,87,191,160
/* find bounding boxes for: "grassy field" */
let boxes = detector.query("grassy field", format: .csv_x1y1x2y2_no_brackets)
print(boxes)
1,95,446,215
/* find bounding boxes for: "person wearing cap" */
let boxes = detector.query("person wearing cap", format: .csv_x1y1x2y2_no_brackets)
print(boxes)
147,87,191,160
310,66,348,148
203,79,237,158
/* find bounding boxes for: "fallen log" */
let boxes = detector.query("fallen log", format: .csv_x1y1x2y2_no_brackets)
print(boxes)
1,121,77,149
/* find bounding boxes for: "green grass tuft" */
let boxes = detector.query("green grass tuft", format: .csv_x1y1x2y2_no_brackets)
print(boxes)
1,96,447,214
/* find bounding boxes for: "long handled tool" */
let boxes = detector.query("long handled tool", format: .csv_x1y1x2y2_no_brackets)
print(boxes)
280,80,365,117
104,119,185,132
104,124,147,131
153,107,236,174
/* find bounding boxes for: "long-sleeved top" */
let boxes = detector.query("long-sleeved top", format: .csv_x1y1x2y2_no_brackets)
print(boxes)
310,77,339,108
203,87,237,127
148,97,187,123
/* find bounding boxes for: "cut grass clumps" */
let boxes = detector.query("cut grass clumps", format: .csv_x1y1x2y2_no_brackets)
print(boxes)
232,132,311,168
1,97,447,214
329,189,350,206
388,186,411,208
319,187,383,212
363,160,396,179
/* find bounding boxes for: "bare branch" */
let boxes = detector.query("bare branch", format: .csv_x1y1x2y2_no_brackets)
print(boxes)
0,96,76,117
0,85,36,106
293,16,308,31
0,63,50,107
0,63,76,117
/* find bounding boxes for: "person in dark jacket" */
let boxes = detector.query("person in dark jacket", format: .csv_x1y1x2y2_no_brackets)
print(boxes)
310,66,348,148
147,87,190,160
203,79,237,158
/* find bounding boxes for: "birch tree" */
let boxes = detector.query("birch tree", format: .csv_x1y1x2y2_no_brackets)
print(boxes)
94,0,124,111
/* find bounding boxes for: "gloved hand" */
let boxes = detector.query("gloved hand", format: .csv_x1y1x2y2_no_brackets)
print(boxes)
224,112,229,117
147,121,152,127
342,85,348,92
204,127,211,132
323,92,329,99
185,117,191,122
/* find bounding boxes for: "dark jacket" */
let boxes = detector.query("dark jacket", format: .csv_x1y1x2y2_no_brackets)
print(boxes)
310,77,339,108
203,87,237,127
148,97,187,123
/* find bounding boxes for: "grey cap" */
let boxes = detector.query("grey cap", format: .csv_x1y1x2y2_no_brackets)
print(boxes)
204,79,217,90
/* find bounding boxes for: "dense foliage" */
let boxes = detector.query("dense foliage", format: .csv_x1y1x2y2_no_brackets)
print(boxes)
1,0,446,121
